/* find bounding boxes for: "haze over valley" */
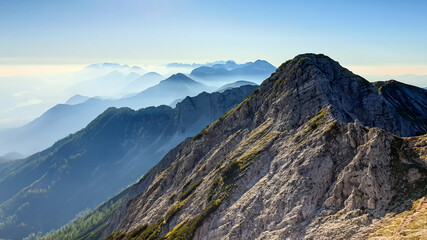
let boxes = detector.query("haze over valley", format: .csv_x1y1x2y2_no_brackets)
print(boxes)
0,1,426,240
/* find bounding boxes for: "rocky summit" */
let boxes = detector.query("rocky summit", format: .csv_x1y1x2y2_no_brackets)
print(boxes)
43,54,427,240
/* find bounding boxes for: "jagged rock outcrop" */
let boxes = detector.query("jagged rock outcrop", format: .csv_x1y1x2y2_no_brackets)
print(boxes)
0,85,257,240
42,54,427,240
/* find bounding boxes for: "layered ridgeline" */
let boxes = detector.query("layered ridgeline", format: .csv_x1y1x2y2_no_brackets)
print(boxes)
0,74,213,157
190,60,276,86
42,54,427,240
0,85,257,240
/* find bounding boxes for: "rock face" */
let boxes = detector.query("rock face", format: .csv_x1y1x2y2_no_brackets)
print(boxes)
372,80,427,135
0,85,257,240
42,54,427,240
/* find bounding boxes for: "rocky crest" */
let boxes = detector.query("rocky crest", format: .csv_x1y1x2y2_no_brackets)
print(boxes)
0,85,257,240
43,54,427,240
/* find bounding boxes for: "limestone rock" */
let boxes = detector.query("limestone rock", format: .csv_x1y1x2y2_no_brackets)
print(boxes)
44,54,427,240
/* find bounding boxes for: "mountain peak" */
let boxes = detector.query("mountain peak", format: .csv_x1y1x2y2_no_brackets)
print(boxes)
280,53,337,72
260,53,426,137
163,73,195,83
143,72,162,77
40,54,427,240
65,94,90,105
253,59,269,64
268,53,356,87
282,53,336,68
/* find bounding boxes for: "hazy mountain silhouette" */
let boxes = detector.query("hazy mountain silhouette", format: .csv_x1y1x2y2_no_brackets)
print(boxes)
216,80,258,92
67,70,141,97
190,59,276,85
0,74,214,156
120,72,164,97
43,54,426,240
65,94,90,105
0,85,258,240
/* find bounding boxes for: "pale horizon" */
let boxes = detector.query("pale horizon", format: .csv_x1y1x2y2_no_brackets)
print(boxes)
1,61,427,85
1,0,426,129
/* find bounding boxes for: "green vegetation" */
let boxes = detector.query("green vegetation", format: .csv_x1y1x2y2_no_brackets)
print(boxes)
163,124,277,239
178,133,274,239
106,196,192,240
221,161,241,184
248,88,259,98
163,199,222,240
105,218,164,240
40,198,123,240
305,109,327,132
297,57,309,65
105,121,279,240
192,128,208,140
133,220,162,240
105,177,202,240
327,120,338,131
369,197,427,239
208,127,279,203
199,164,207,172
165,200,186,223
178,178,203,202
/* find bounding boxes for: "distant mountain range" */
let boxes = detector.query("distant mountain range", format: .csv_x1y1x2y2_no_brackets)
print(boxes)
190,59,276,85
41,54,427,240
84,63,145,74
0,74,214,156
0,75,254,158
0,85,258,240
211,60,249,70
116,73,216,108
166,60,227,68
368,74,427,89
0,152,25,162
66,70,141,97
65,94,91,105
216,80,258,92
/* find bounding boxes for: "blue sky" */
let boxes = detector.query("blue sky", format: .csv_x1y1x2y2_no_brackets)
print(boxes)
0,0,426,129
1,0,427,68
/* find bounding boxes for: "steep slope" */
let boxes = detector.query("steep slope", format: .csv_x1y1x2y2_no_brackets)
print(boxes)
368,196,427,239
373,80,427,135
43,54,426,240
0,85,257,240
0,74,213,156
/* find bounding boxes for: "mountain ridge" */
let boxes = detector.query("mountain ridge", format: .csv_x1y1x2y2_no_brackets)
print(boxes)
190,59,276,85
0,85,258,240
120,72,164,97
0,75,212,156
41,54,427,240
